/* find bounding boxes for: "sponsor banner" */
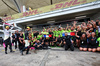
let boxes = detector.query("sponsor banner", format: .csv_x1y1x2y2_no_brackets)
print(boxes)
2,0,97,21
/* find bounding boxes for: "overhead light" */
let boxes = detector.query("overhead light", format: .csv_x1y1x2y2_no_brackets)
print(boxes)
75,16,86,19
47,20,55,24
27,24,33,26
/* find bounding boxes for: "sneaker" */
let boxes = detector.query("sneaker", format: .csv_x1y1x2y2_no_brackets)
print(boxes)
15,48,17,50
10,51,15,53
5,52,7,54
48,46,51,49
26,53,31,55
21,50,23,55
0,44,1,47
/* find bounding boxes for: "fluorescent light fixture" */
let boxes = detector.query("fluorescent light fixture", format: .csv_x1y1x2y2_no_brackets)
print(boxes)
47,21,55,23
75,16,86,19
27,24,33,26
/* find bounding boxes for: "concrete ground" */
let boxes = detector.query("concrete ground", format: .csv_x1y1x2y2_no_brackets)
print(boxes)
0,46,100,66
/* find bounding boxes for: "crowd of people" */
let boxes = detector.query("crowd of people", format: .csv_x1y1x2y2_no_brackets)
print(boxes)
3,19,100,55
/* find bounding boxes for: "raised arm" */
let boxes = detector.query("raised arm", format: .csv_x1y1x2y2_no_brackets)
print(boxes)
73,21,77,28
3,22,5,30
9,23,15,31
66,24,69,29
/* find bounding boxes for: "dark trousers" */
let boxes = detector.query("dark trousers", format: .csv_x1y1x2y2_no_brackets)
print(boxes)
19,42,23,50
16,39,21,50
4,37,12,52
42,43,48,49
21,46,30,54
34,45,42,49
65,44,74,51
12,40,17,49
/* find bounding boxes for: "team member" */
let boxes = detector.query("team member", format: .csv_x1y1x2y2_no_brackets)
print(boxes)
49,30,53,46
97,21,100,37
15,30,20,50
79,33,87,51
3,22,15,54
19,32,25,53
76,28,82,47
56,35,62,46
43,37,50,49
88,32,98,52
63,33,74,51
34,31,39,38
51,36,57,47
37,32,42,40
21,27,31,55
86,32,91,49
19,31,30,55
97,37,100,51
33,40,42,50
12,33,17,49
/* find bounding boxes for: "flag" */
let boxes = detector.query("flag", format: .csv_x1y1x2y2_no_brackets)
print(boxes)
68,32,75,36
62,33,65,36
49,34,52,37
5,23,11,25
43,35,49,38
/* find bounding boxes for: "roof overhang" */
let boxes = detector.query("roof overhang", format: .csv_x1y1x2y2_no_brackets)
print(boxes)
7,1,100,24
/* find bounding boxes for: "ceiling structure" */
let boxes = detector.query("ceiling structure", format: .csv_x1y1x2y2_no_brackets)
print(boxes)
0,0,67,17
0,0,17,17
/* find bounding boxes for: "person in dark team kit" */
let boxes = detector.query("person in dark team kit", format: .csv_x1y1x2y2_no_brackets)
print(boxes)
20,31,30,55
63,33,74,51
15,30,20,50
39,37,44,46
43,37,50,49
76,28,82,47
51,36,57,47
56,35,62,46
33,40,43,50
88,32,98,52
21,27,31,55
19,32,24,52
79,33,87,51
34,31,39,38
12,33,17,49
49,30,53,45
86,32,91,49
